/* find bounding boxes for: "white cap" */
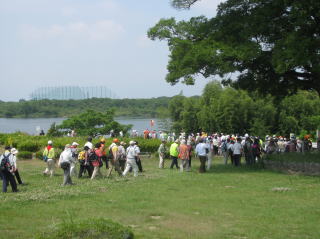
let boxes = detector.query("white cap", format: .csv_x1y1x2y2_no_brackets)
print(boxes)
48,140,53,145
245,133,249,137
72,142,79,146
11,148,19,154
129,140,135,145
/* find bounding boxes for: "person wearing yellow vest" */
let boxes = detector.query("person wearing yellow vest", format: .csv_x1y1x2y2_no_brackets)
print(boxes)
43,140,56,177
170,139,179,169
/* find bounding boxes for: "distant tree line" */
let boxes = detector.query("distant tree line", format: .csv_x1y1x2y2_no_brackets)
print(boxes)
169,82,320,137
0,97,171,118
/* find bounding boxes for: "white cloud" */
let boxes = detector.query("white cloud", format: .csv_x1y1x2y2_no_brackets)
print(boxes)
20,20,125,42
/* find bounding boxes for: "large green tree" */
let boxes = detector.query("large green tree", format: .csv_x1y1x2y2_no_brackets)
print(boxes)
58,110,131,137
148,0,320,96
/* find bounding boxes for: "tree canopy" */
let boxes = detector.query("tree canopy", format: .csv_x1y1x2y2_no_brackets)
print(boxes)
58,110,132,137
168,82,320,137
148,0,320,96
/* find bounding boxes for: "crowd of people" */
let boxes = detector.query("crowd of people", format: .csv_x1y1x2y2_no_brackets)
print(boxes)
0,131,315,192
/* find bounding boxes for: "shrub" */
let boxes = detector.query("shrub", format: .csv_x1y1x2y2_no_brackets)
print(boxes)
264,152,320,163
35,218,134,239
17,141,40,152
18,151,33,160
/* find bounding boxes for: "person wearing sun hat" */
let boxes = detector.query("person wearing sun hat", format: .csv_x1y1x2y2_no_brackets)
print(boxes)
10,148,24,185
106,138,122,177
118,141,127,171
123,141,139,177
43,140,56,177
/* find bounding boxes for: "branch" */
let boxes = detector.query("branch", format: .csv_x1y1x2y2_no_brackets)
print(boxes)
171,0,200,10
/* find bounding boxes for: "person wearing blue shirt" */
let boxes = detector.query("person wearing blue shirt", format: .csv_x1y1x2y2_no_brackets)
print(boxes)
195,138,209,173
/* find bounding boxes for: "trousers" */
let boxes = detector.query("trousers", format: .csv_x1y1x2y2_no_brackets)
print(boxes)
14,169,23,184
78,164,93,178
2,170,18,192
91,166,102,180
106,159,122,177
123,159,138,177
61,162,72,186
170,156,179,169
180,159,189,172
159,154,165,168
44,158,55,177
198,156,207,173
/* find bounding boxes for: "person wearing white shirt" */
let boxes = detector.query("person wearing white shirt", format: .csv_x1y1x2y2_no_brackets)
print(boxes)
84,137,93,150
195,139,209,173
232,138,243,167
11,148,24,185
59,145,76,186
123,141,139,177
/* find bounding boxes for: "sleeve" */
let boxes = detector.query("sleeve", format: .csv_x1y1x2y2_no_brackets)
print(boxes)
12,155,17,168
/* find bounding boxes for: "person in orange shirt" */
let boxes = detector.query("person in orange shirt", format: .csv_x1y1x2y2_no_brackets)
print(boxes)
178,140,190,172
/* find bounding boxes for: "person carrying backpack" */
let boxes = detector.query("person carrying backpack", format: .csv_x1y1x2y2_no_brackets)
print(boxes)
0,146,18,193
106,138,123,178
43,140,56,177
78,146,93,178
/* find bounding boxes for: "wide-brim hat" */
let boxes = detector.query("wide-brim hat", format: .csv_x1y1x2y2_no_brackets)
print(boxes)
11,148,19,154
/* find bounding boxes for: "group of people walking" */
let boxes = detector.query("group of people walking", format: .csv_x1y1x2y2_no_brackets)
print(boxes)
158,132,315,173
42,137,143,186
1,131,315,192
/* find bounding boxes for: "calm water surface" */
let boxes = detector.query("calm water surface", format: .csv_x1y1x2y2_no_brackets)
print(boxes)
0,118,162,135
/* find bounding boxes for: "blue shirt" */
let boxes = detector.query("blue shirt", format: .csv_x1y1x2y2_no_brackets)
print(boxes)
195,143,209,156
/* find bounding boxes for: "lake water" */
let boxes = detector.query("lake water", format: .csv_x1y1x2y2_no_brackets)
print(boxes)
0,118,164,135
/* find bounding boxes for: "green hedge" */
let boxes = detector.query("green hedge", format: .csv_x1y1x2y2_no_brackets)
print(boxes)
264,152,320,163
35,218,134,239
18,151,33,160
0,133,164,155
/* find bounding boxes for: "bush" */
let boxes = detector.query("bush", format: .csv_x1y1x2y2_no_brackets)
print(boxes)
18,151,33,160
35,218,134,239
264,151,320,163
17,141,41,152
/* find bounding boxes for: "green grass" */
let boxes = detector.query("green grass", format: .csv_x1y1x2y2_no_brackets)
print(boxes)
0,157,319,239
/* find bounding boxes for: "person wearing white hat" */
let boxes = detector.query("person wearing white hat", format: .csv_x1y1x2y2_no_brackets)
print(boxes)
11,148,24,185
43,140,56,177
123,141,139,177
70,142,79,177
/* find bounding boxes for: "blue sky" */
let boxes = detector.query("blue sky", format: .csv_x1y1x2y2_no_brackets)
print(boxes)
0,0,223,101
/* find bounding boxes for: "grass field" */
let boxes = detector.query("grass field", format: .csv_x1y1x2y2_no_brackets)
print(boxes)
0,156,319,239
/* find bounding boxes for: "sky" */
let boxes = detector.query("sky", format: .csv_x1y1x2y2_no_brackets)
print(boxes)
0,0,224,101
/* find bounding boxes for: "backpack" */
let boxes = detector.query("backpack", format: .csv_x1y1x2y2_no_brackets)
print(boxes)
78,151,86,163
88,151,98,162
0,153,11,171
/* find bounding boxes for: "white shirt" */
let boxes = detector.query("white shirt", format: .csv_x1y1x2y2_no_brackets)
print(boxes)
195,143,209,156
84,141,93,150
59,149,75,165
233,142,242,155
126,145,139,159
